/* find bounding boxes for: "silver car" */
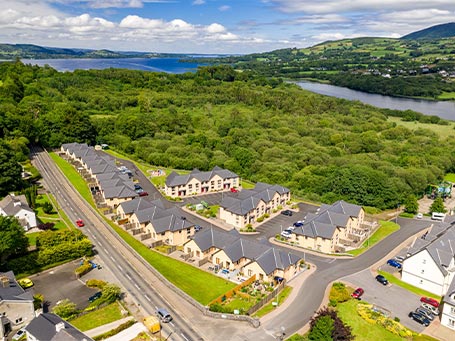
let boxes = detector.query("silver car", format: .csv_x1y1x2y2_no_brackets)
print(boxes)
421,302,440,315
415,307,434,321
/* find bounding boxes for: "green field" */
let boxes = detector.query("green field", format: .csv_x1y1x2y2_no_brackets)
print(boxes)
387,116,455,139
347,220,399,256
70,303,124,331
253,286,293,318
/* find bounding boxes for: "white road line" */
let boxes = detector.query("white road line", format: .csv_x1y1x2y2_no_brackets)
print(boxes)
98,242,103,247
110,256,115,261
126,274,132,280
181,333,189,341
144,295,151,302
169,321,175,327
104,248,110,254
93,235,97,239
154,306,159,310
134,284,140,290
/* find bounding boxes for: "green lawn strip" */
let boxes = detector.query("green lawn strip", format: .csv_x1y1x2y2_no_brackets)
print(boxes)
241,179,255,189
253,286,292,318
39,217,67,230
35,194,60,218
49,152,95,207
444,173,455,183
26,231,41,246
337,300,403,341
347,220,399,256
377,271,441,301
412,335,441,341
69,303,123,331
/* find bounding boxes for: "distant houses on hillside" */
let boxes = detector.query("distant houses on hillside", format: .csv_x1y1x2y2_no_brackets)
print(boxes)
0,194,37,231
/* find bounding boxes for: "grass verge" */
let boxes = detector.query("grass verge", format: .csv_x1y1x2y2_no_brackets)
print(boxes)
347,220,399,256
253,286,293,318
378,271,441,301
70,303,124,331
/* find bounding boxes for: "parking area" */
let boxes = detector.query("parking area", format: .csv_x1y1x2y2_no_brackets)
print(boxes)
342,269,427,333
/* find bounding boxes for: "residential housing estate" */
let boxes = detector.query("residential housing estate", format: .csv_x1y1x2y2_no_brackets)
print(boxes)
291,200,365,253
219,182,291,229
164,166,239,198
0,194,37,231
184,228,301,282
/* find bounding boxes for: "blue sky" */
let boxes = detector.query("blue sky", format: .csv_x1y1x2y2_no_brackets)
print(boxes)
1,1,455,54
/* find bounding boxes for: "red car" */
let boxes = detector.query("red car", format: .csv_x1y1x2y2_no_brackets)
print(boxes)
139,191,148,197
230,188,238,193
76,219,85,227
420,297,439,308
351,288,364,299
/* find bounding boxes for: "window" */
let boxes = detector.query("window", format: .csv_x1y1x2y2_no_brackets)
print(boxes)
449,318,455,327
423,259,426,264
15,317,22,324
421,269,425,274
248,269,253,276
420,279,423,284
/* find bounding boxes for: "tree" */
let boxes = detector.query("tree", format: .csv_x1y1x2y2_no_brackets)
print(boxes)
52,299,78,319
309,307,353,341
430,197,446,213
403,195,419,214
0,216,29,264
309,315,334,341
42,201,54,214
101,283,121,303
0,141,23,196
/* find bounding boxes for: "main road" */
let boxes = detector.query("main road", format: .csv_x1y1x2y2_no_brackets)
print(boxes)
32,146,435,340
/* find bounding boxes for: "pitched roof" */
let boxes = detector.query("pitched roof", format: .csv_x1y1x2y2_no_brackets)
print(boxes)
188,228,240,252
220,238,270,263
254,248,301,275
319,200,362,217
118,197,155,215
0,194,34,216
103,185,138,200
0,271,33,302
25,313,93,341
151,214,194,233
165,166,238,187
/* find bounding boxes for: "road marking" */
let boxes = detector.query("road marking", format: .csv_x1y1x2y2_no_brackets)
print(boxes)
134,284,140,290
117,265,123,271
98,242,103,247
92,235,97,239
155,306,159,310
144,295,151,302
169,321,175,327
327,259,336,263
126,274,132,280
110,256,115,261
181,333,189,341
104,248,110,254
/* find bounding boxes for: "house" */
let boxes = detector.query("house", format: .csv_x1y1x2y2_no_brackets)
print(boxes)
184,228,301,282
101,185,138,208
116,197,155,220
291,200,365,253
441,277,455,331
219,182,291,229
145,211,195,245
0,194,37,231
164,166,239,198
401,223,455,296
25,313,93,341
0,272,35,339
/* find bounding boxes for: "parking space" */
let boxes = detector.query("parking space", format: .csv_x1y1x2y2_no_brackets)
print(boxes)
342,269,427,332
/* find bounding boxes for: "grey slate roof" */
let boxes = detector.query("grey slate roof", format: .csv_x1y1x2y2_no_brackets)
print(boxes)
99,178,134,190
220,182,290,216
0,271,33,302
165,166,238,187
220,238,270,263
443,276,455,305
407,225,455,276
25,313,93,341
319,200,362,218
293,220,338,240
0,194,34,216
151,214,194,233
255,248,301,275
118,197,154,215
189,228,240,252
103,186,138,200
95,172,129,182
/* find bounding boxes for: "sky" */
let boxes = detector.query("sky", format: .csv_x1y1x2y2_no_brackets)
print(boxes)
1,0,455,54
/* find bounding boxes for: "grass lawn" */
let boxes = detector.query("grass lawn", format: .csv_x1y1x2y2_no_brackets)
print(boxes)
347,220,399,256
49,152,94,207
26,231,41,246
444,173,455,183
337,300,403,341
241,179,256,189
253,286,293,318
438,91,455,100
387,116,455,139
69,303,124,331
378,271,441,300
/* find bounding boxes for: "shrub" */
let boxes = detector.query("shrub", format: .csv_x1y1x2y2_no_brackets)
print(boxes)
75,261,93,277
53,299,79,320
37,222,55,231
257,216,264,223
86,279,107,289
42,201,54,214
329,282,350,304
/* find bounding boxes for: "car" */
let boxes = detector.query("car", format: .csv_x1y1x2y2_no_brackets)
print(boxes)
351,288,364,299
281,210,293,216
387,259,402,269
221,269,230,275
293,221,304,228
394,255,405,263
408,311,430,326
280,230,292,238
415,307,434,321
18,278,34,289
12,328,26,341
139,191,148,197
156,308,172,323
194,225,202,232
375,274,388,285
135,188,144,193
420,297,439,308
416,213,423,219
421,302,440,315
134,184,142,190
76,219,84,227
88,291,102,303
286,226,295,232
230,187,238,193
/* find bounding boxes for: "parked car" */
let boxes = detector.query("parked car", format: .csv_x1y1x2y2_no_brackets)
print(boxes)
139,191,149,197
88,291,102,303
415,307,434,321
286,226,295,231
194,225,202,232
387,259,402,269
420,297,439,308
280,230,292,239
12,328,26,341
421,302,440,315
135,188,144,193
408,311,430,326
230,187,238,193
375,274,388,285
76,219,84,227
351,288,364,299
281,210,293,216
156,308,172,323
17,278,34,289
394,255,405,263
134,184,142,190
293,221,304,228
416,213,423,219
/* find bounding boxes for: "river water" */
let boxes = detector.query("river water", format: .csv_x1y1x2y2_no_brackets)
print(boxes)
296,81,455,121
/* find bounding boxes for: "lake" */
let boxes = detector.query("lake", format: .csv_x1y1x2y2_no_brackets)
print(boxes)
21,57,204,74
296,81,455,121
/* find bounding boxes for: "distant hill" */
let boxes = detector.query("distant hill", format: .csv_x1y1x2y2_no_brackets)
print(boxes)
402,22,455,40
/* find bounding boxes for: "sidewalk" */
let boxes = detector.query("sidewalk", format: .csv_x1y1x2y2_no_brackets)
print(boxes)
84,316,135,338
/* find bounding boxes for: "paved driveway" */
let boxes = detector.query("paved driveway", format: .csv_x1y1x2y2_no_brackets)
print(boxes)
342,269,427,333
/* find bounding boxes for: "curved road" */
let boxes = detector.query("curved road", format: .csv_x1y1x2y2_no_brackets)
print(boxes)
33,147,435,340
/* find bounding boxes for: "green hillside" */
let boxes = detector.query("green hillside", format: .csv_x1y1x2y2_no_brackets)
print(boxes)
402,22,455,40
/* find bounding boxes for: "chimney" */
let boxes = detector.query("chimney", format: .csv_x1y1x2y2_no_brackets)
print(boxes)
55,322,65,333
0,276,9,288
13,201,22,207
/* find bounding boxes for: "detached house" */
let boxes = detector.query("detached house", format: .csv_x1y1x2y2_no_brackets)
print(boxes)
219,182,291,229
0,194,37,231
164,166,239,198
291,200,364,253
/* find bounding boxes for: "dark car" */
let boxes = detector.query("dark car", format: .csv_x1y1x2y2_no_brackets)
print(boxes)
387,259,402,269
134,184,142,190
408,311,430,326
88,291,102,303
156,308,172,323
293,221,304,228
420,297,439,308
415,307,434,321
351,288,364,299
281,210,293,216
375,274,388,285
194,225,202,232
139,191,148,197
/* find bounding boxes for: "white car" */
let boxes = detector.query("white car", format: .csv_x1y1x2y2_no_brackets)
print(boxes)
280,231,292,239
421,302,440,316
416,213,423,219
12,328,26,341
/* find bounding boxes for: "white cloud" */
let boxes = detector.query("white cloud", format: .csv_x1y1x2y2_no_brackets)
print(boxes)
206,23,226,33
291,14,349,24
219,5,230,12
192,0,205,5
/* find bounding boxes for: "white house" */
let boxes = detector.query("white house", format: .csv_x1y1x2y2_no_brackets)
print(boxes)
0,194,37,231
441,277,455,331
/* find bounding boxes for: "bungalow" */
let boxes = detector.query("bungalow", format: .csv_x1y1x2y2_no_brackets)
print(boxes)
291,200,365,253
402,223,455,296
0,194,37,231
164,166,239,198
219,182,291,229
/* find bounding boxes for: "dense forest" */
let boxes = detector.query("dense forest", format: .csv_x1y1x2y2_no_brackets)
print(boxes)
1,61,455,210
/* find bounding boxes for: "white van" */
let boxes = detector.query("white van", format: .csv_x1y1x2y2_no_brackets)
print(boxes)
431,212,446,221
